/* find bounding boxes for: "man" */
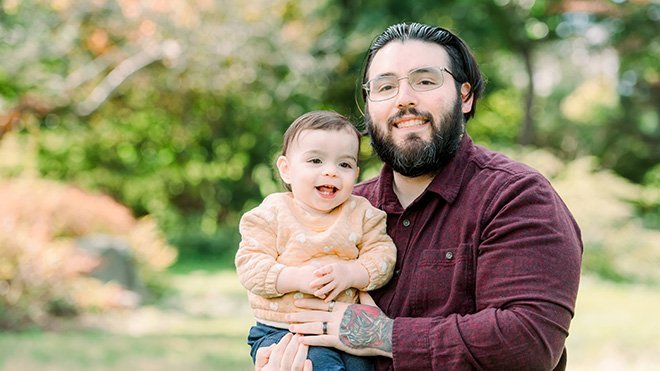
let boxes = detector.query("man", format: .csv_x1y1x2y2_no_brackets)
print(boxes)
270,22,582,370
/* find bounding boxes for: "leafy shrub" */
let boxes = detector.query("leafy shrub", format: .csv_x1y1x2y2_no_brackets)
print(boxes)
169,224,241,269
508,148,660,284
0,177,177,330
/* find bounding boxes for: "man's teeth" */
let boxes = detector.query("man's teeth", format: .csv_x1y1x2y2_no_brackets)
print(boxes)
396,119,426,128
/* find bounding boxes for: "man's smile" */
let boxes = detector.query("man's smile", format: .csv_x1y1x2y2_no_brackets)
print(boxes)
394,117,428,129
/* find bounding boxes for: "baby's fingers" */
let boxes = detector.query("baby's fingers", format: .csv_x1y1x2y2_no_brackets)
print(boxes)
313,265,333,277
309,274,333,289
313,281,336,299
324,287,344,302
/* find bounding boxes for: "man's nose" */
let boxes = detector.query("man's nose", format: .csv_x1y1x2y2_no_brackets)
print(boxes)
395,79,417,109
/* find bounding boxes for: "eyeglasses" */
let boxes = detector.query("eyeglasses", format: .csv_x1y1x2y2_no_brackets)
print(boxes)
363,66,456,102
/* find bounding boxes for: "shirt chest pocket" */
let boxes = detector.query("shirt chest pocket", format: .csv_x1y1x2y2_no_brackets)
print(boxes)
410,243,474,317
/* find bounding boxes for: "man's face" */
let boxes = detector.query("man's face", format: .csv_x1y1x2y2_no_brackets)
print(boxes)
364,40,473,177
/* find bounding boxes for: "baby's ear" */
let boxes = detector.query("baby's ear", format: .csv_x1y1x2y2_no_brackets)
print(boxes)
276,155,291,184
355,166,360,181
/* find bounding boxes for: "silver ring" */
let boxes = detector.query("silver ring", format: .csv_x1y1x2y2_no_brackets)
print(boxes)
322,321,328,335
328,300,335,312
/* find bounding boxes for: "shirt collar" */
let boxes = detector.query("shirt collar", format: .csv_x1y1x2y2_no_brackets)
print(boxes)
425,134,473,204
373,134,474,210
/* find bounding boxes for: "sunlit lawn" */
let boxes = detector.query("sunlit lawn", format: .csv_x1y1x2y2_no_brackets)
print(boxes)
0,267,255,371
1,266,658,370
566,275,660,370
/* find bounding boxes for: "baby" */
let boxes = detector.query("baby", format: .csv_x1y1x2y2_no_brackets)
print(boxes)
235,110,396,371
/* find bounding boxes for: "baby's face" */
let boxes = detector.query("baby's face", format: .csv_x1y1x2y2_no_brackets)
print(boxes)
278,128,359,215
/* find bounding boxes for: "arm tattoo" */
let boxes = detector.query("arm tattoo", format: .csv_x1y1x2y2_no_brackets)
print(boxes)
339,304,393,352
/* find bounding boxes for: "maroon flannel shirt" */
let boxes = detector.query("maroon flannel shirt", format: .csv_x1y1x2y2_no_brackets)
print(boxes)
354,135,582,370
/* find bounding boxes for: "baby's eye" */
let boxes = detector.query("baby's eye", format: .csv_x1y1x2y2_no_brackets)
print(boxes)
308,158,322,164
339,162,353,169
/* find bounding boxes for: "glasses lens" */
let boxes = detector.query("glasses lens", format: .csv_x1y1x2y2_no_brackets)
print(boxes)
366,67,447,101
368,76,398,101
409,68,444,92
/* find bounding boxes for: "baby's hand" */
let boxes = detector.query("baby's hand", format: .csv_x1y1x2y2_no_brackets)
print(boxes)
309,262,358,302
294,264,323,296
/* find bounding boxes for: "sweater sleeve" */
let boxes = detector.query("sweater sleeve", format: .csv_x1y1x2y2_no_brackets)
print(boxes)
355,200,397,291
234,203,285,298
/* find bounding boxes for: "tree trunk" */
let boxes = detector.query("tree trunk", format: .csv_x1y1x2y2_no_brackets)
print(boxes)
519,47,536,146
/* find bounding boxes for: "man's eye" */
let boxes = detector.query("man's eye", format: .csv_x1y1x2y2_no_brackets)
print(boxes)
374,80,396,92
415,78,438,86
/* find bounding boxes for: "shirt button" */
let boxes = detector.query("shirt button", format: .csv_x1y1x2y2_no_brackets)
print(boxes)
445,251,454,260
402,219,411,227
394,269,401,276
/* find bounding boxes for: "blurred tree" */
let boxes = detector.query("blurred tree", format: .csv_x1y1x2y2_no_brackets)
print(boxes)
1,0,343,258
322,0,658,179
0,0,657,264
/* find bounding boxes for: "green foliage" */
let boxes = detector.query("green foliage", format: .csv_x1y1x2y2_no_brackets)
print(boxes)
636,164,660,229
508,149,660,285
0,0,657,281
169,224,241,269
469,87,522,147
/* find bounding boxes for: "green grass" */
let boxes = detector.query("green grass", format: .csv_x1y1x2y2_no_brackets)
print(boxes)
566,275,660,370
0,268,658,370
0,268,255,371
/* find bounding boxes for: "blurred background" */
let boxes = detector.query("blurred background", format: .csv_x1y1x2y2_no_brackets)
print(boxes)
0,0,658,370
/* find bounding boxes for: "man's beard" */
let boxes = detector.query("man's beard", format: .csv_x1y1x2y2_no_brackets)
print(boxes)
366,101,465,178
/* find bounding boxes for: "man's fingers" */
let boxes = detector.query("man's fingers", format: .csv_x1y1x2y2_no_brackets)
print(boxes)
288,309,334,323
280,334,301,367
299,334,337,347
294,298,345,311
358,291,377,306
268,333,292,365
291,341,309,370
289,321,328,335
254,344,275,370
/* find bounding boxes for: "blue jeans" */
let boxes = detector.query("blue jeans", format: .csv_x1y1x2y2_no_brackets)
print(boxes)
248,322,373,371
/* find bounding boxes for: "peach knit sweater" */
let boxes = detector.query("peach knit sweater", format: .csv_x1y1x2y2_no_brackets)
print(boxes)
235,192,396,327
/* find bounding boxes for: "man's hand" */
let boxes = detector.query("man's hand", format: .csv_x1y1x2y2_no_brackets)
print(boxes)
309,262,369,302
255,333,313,371
287,292,393,358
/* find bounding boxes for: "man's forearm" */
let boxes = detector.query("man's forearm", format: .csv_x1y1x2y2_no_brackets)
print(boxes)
339,304,393,357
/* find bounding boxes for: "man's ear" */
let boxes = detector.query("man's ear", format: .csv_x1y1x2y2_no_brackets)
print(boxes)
276,155,291,184
460,83,474,114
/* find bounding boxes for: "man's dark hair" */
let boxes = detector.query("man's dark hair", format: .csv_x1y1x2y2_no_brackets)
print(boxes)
360,22,485,122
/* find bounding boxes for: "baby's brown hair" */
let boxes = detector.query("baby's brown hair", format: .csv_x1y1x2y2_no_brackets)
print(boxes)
279,111,361,191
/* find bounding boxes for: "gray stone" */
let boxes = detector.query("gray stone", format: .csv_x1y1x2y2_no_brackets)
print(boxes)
75,234,146,302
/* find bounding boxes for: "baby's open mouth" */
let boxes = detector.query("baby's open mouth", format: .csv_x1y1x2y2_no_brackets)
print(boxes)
316,185,338,195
